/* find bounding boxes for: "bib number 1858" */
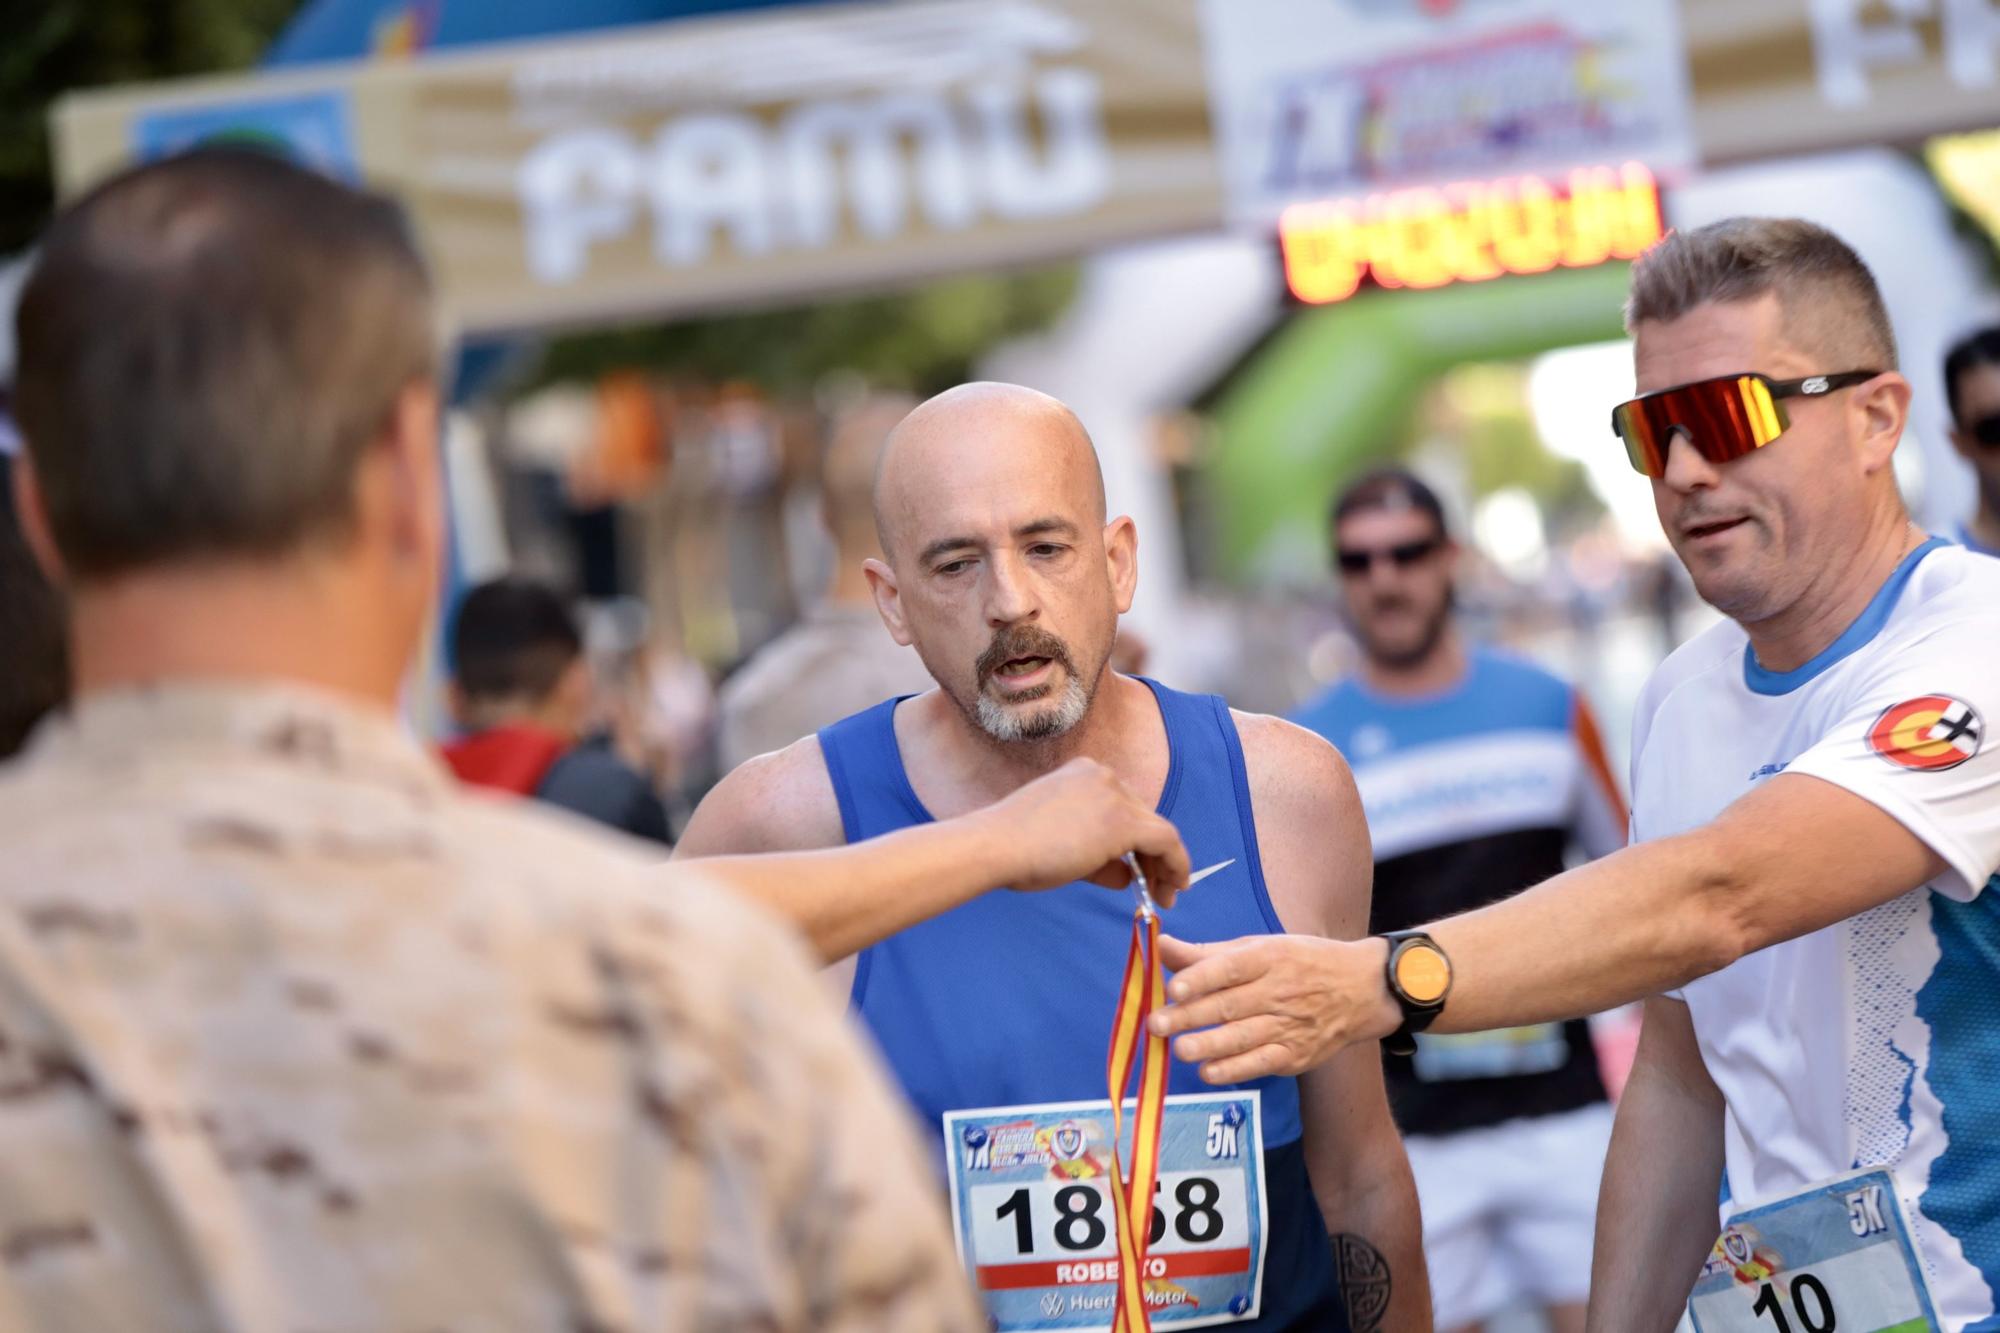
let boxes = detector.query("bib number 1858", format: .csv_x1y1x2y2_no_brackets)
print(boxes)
991,1175,1229,1255
944,1093,1270,1329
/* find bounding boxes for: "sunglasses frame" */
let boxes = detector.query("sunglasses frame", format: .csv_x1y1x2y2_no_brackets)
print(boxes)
1334,535,1444,575
1610,369,1883,477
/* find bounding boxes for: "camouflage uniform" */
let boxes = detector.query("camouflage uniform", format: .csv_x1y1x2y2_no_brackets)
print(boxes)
0,682,981,1333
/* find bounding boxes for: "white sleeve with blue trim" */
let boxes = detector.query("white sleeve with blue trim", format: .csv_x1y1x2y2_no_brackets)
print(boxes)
1784,617,2000,903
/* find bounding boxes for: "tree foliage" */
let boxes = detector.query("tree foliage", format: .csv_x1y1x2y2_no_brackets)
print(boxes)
0,0,306,253
526,264,1080,399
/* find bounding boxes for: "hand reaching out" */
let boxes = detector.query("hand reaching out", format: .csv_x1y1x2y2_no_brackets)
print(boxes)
1146,933,1400,1082
976,758,1190,908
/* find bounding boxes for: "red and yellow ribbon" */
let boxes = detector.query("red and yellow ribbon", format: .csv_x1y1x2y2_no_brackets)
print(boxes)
1105,907,1171,1333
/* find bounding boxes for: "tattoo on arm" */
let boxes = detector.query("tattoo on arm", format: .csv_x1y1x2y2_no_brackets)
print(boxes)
1334,1233,1392,1332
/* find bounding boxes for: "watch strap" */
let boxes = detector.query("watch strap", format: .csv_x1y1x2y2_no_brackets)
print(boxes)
1378,930,1450,1057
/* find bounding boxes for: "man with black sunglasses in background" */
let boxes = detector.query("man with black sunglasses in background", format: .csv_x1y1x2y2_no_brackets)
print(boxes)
1293,469,1626,1333
1152,218,2000,1331
1943,325,2000,557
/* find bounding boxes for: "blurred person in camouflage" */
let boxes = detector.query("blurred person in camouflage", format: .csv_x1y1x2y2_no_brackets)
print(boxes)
716,393,932,770
0,146,1192,1331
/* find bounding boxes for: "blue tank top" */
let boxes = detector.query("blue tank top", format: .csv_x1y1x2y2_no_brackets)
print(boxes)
818,679,1344,1332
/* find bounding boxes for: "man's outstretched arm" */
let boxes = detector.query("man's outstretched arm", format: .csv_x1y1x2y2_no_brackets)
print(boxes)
677,745,1189,962
1149,771,1943,1082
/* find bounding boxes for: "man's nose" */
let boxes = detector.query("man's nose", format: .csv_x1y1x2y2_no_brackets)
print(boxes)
1660,431,1721,494
985,551,1042,626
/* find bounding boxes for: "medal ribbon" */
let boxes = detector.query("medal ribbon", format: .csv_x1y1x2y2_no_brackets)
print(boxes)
1105,906,1170,1333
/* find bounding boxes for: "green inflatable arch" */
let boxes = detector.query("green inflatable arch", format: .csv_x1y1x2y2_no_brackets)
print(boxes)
1207,263,1635,581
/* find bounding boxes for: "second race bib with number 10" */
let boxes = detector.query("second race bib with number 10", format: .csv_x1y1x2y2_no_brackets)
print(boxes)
943,1092,1270,1331
1687,1169,1939,1333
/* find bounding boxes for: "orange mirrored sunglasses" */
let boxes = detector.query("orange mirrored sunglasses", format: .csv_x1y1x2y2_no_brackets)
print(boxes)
1610,371,1881,477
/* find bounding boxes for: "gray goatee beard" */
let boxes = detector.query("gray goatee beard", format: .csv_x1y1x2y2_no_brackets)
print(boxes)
974,672,1091,743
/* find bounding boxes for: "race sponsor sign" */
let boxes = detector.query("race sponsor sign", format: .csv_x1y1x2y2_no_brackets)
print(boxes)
1200,0,1695,226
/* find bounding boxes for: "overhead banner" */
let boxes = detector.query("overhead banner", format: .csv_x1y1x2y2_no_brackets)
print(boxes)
1199,0,1697,227
53,0,1223,334
52,0,2000,337
1687,0,2000,163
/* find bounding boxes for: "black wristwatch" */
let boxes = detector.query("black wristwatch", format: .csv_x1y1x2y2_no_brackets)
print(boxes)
1378,930,1453,1057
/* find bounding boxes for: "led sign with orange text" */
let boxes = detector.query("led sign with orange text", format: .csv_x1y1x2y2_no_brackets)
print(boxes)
1279,162,1663,304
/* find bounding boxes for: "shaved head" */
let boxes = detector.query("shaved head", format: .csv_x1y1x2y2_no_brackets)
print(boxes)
861,382,1134,748
874,382,1106,564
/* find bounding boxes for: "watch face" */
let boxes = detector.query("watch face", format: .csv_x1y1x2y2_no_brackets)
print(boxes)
1393,942,1451,1005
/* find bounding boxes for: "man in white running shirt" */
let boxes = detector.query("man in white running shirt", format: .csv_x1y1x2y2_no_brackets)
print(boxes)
1150,218,2000,1331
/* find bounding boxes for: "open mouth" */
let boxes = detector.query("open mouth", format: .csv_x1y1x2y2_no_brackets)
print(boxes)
991,656,1056,689
975,628,1074,699
1685,516,1748,540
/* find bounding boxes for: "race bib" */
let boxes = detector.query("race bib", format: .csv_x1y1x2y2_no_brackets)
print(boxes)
943,1092,1269,1331
1687,1170,1939,1333
1410,1023,1568,1081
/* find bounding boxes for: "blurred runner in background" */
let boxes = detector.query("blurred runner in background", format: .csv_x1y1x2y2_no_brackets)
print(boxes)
0,146,1191,1332
443,574,672,844
1291,468,1626,1333
716,392,931,770
678,382,1429,1332
1942,324,2000,557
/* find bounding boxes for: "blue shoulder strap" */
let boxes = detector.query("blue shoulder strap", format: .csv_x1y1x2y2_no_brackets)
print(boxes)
817,697,927,843
1142,679,1288,936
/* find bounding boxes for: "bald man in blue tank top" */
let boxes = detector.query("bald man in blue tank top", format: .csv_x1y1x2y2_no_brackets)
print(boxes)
677,383,1429,1333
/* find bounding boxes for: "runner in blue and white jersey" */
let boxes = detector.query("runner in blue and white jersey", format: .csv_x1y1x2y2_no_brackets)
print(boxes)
1942,326,2000,558
1152,219,2000,1331
1293,468,1627,1333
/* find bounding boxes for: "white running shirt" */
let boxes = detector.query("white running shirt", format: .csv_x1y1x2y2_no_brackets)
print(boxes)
1631,540,2000,1327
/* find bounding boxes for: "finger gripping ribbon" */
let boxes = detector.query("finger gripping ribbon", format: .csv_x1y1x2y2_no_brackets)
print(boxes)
1105,904,1170,1332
